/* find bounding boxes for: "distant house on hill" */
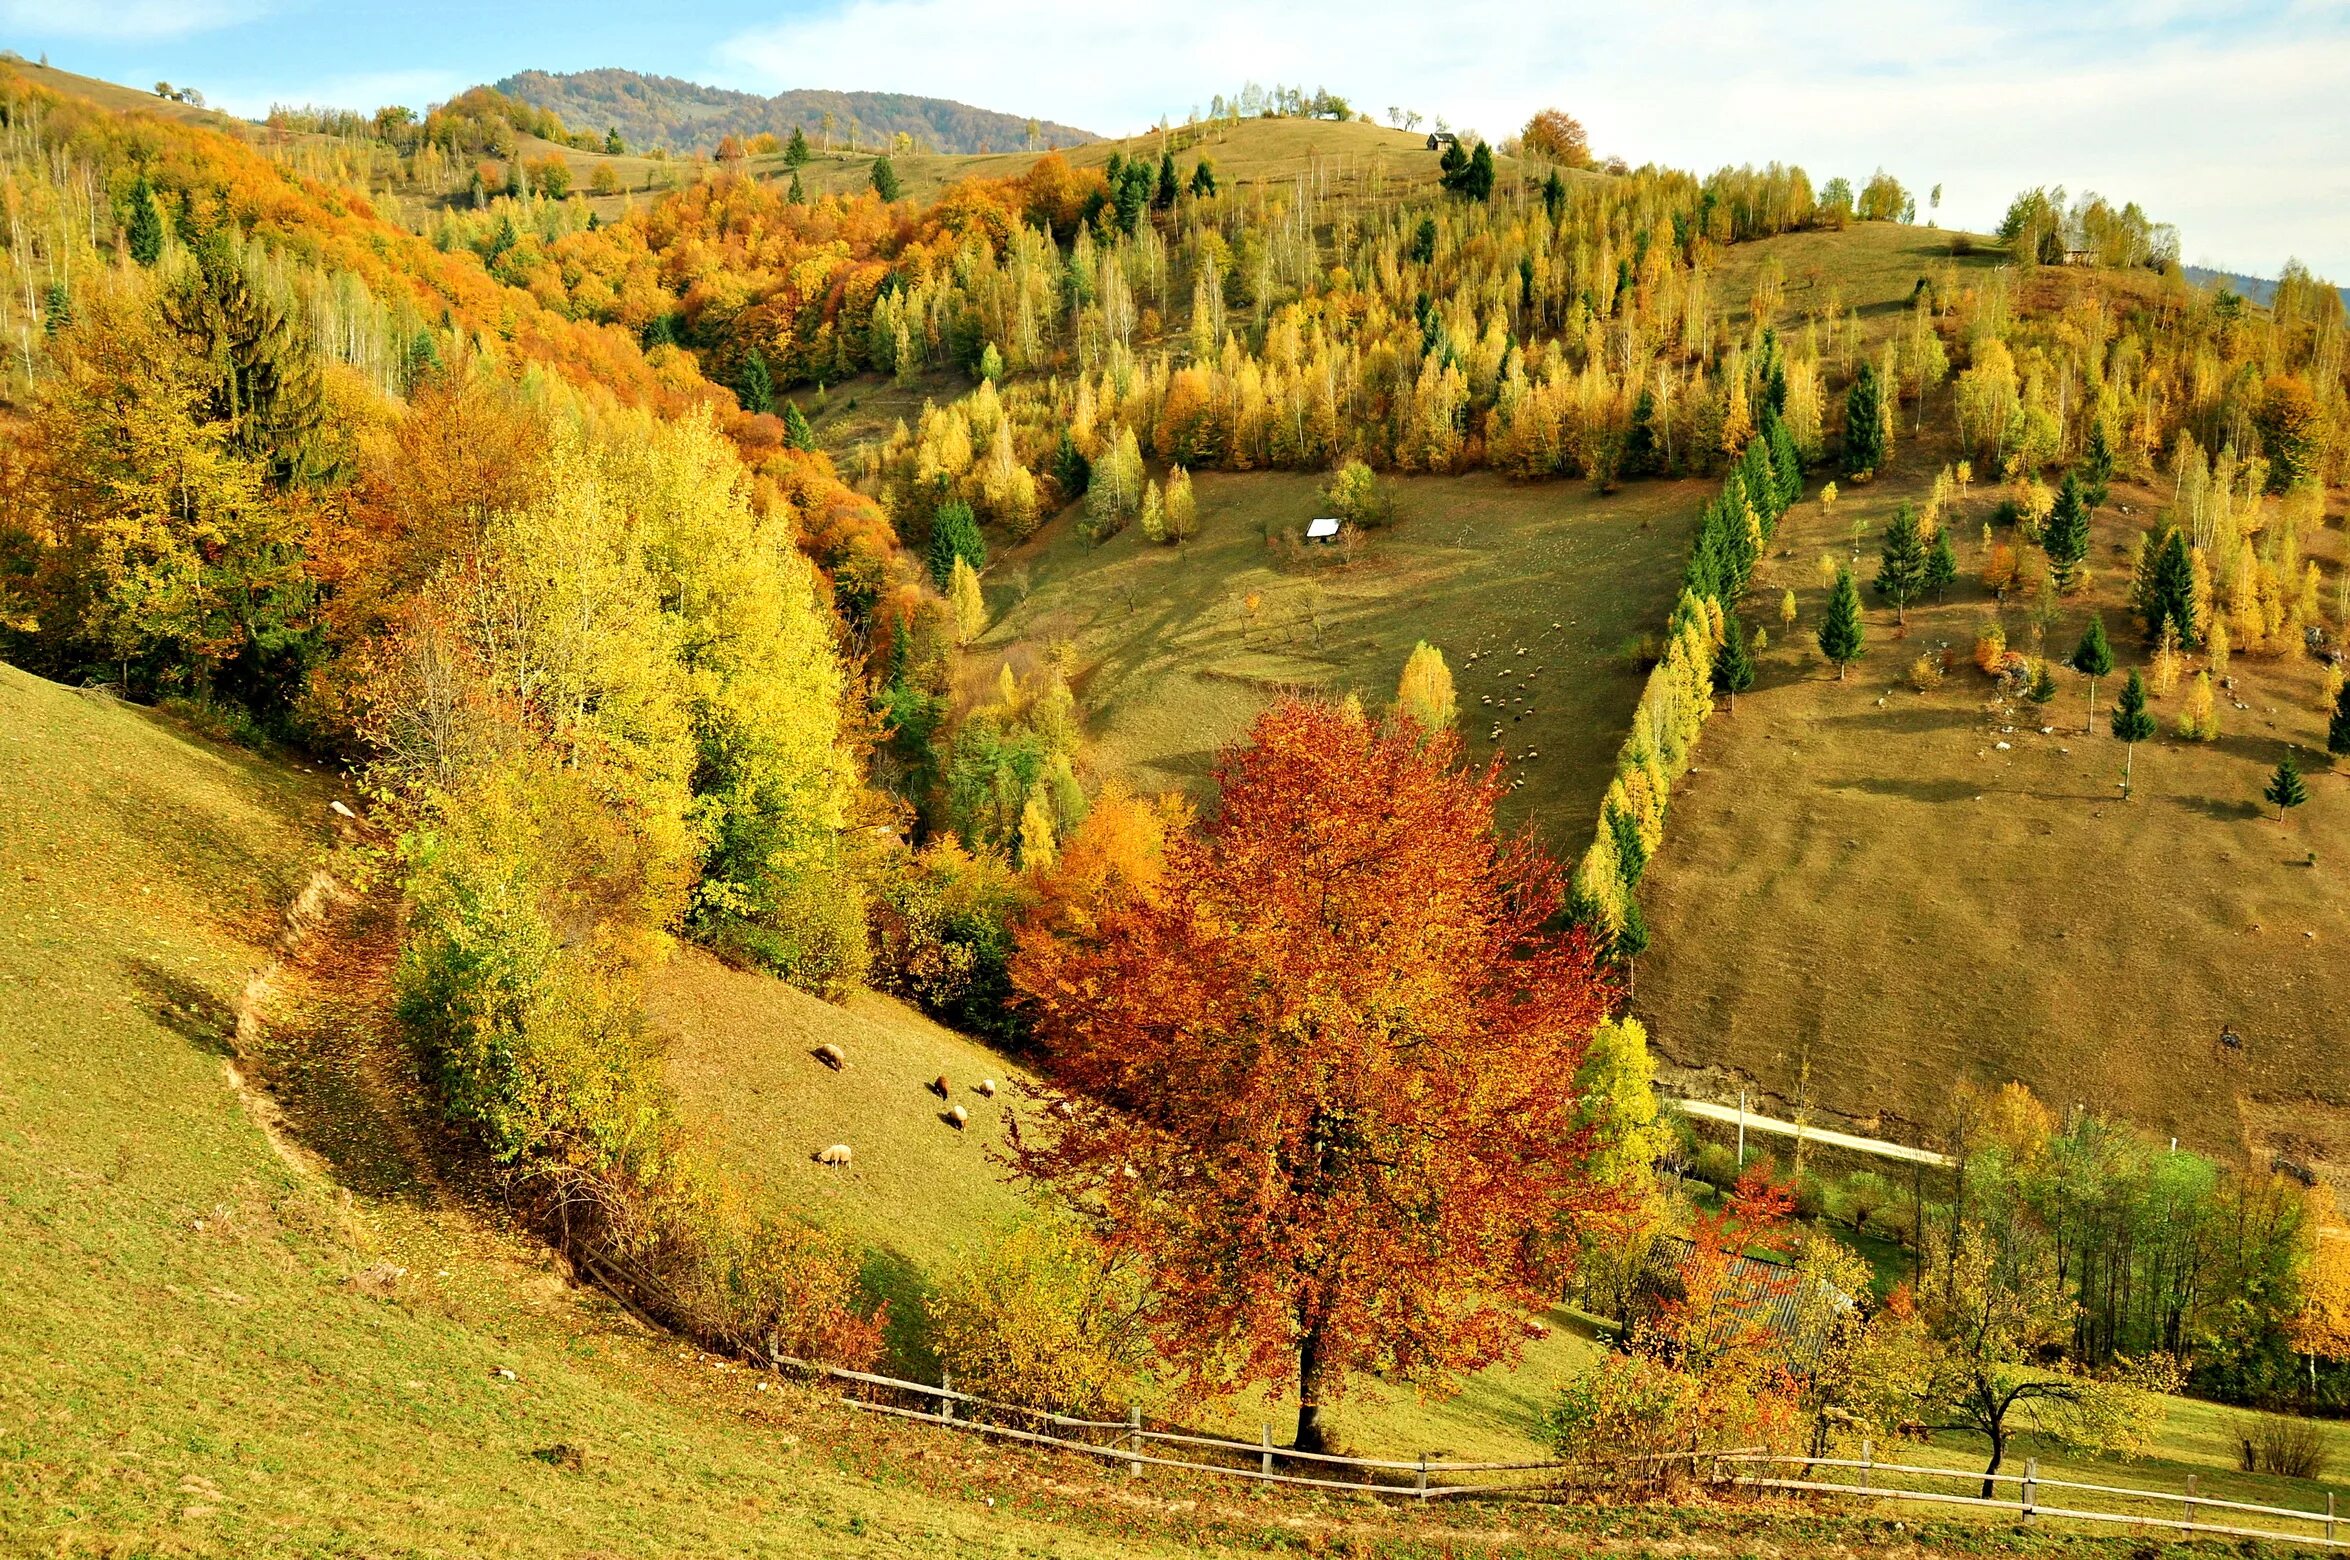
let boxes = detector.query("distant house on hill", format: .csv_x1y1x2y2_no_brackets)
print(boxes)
1305,516,1342,543
1629,1234,1855,1370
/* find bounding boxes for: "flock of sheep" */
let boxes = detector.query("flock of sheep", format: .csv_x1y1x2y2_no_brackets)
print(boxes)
1468,619,1572,790
804,1040,1004,1169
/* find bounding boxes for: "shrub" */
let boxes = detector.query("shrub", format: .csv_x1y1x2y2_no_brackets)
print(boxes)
675,1206,887,1370
1908,652,1945,693
868,839,1031,1041
1541,1347,1800,1491
1692,1142,1740,1189
2239,1413,2327,1479
1791,1170,1830,1221
1321,458,1392,527
1973,619,2008,674
1836,1171,1894,1230
926,1221,1151,1416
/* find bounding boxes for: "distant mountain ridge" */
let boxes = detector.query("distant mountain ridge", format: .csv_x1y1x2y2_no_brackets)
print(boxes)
2181,263,2350,308
493,68,1097,156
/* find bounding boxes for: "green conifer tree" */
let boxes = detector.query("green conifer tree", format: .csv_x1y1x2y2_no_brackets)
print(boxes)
2110,669,2155,799
2082,418,2116,508
126,173,165,266
1926,525,1959,602
605,126,625,155
783,400,815,451
785,126,811,166
1541,168,1567,222
2028,660,2058,707
2138,527,2196,645
2331,680,2350,763
1461,140,1496,201
1843,361,1886,475
1154,150,1178,209
2266,749,2309,821
870,155,901,202
1713,612,1756,711
739,348,775,415
1875,504,1929,624
1818,567,1866,680
786,169,805,204
2068,616,2115,731
927,499,985,589
1188,158,1217,198
2044,472,2091,593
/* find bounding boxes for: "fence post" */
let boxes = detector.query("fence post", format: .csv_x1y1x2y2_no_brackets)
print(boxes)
2182,1472,2196,1533
939,1368,954,1425
2021,1456,2036,1520
1860,1436,1871,1493
1261,1422,1272,1485
2327,1490,2336,1543
1127,1403,1142,1476
1417,1454,1429,1498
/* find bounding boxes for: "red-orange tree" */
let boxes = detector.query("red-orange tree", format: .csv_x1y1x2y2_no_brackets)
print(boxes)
1011,698,1616,1451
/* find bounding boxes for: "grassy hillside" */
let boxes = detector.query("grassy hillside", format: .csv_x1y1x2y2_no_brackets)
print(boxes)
1633,455,2350,1168
979,470,1704,848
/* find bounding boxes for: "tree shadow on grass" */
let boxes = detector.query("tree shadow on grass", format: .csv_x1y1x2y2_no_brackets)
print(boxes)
2169,794,2265,824
860,1245,940,1381
1827,774,1984,804
120,956,237,1058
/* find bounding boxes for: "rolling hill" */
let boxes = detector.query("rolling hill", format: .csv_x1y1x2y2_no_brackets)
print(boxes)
495,68,1097,155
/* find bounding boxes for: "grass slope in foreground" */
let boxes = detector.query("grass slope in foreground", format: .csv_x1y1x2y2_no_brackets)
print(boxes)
979,469,1704,852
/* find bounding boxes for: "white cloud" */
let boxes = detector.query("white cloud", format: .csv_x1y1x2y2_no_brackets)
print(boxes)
718,0,2350,277
0,0,267,41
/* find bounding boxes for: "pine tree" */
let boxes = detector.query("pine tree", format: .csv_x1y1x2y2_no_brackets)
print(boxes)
1188,158,1217,198
126,173,165,266
1053,431,1090,501
1875,503,1929,625
605,126,625,155
1154,151,1179,209
870,156,901,202
1818,567,1866,680
2068,616,2114,731
1541,168,1566,222
2110,669,2155,799
739,348,775,415
2082,419,2116,509
785,126,811,166
2266,749,2309,821
786,170,805,204
2044,472,2091,594
1713,612,1756,711
927,499,984,588
2139,527,2196,645
1843,361,1886,475
2029,661,2058,707
783,400,815,450
1926,525,1959,602
2331,679,2350,763
1768,410,1805,508
1461,140,1496,201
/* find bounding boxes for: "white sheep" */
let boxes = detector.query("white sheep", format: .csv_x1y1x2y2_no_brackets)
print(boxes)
947,1105,969,1130
813,1143,853,1167
975,1078,999,1099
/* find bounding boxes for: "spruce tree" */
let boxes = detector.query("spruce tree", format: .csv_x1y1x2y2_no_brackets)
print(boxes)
1875,504,1928,625
739,348,775,415
2082,419,2116,509
2068,616,2114,731
2139,527,2196,645
126,173,165,266
2110,668,2155,799
2028,661,2058,707
1768,410,1804,508
870,155,901,202
785,126,811,166
927,499,984,588
783,400,815,451
605,126,625,155
2266,749,2309,821
2044,472,2091,593
1926,525,1959,602
2331,679,2350,762
1843,361,1886,475
1188,157,1216,198
1052,430,1090,500
1818,567,1866,680
1462,140,1496,201
1154,150,1179,209
1713,612,1756,711
1541,168,1566,222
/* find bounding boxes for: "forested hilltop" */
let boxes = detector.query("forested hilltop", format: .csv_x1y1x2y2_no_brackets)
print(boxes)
495,67,1098,155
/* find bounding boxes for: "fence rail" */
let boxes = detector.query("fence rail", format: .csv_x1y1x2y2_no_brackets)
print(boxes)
775,1355,2344,1544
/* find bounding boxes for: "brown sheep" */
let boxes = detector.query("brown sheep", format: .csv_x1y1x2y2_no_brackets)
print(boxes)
928,1075,950,1099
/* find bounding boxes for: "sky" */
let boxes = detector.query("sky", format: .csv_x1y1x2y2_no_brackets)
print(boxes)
9,0,2348,278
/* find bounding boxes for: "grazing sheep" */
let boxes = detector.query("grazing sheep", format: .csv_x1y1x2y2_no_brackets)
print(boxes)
813,1143,853,1167
812,1042,846,1070
975,1078,998,1098
928,1075,950,1099
946,1105,969,1130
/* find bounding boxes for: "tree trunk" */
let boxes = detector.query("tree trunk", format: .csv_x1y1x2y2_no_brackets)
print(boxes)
2085,680,2097,733
1293,1328,1329,1455
1980,1423,2006,1502
2123,741,2135,799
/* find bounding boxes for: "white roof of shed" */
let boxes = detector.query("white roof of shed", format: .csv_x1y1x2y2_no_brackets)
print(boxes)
1305,517,1342,538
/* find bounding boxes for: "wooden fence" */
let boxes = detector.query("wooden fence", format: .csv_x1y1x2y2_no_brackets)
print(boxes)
775,1356,2347,1546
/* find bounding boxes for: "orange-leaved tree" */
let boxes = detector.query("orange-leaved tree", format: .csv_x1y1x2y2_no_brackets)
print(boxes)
1011,696,1617,1451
